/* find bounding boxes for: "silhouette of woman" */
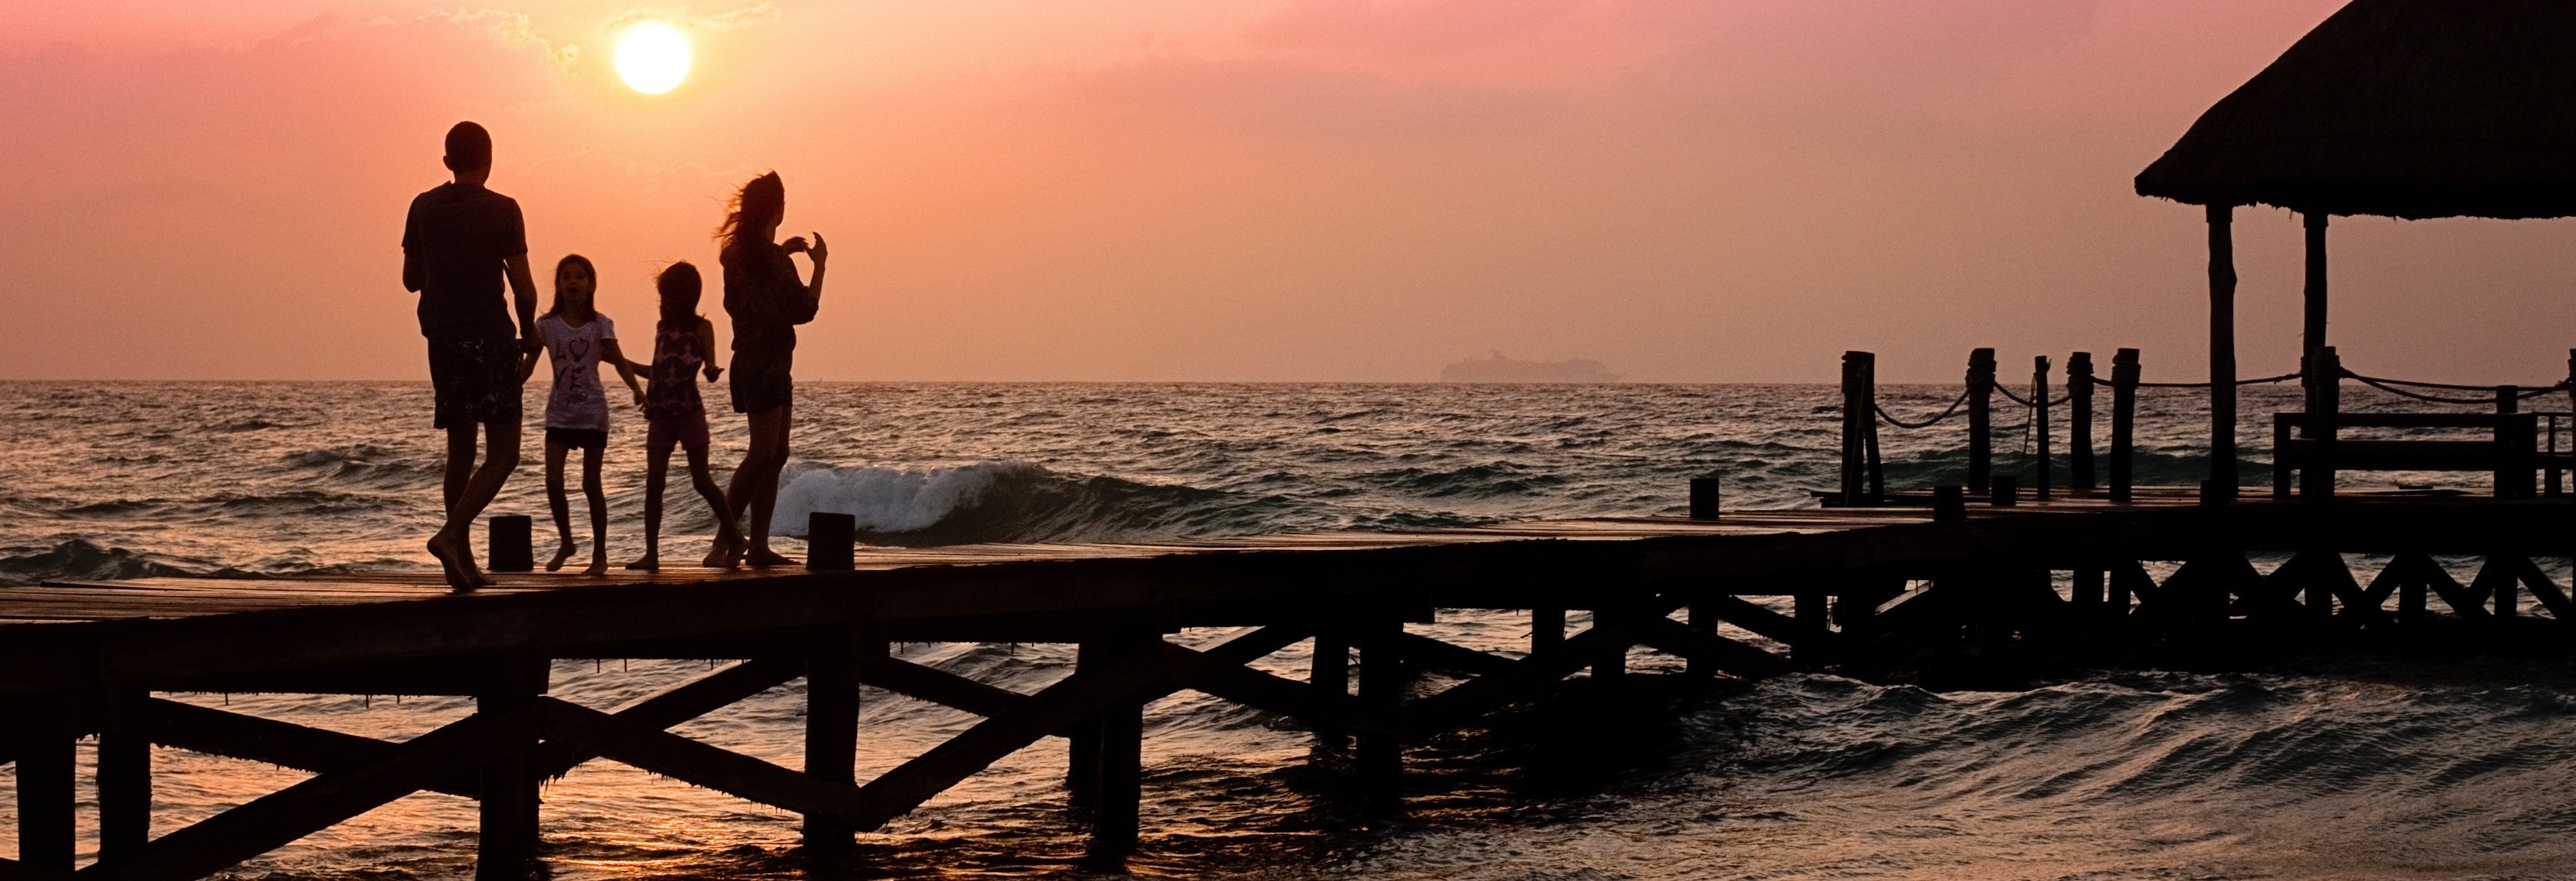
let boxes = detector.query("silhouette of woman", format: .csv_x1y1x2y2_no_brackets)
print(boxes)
714,172,826,566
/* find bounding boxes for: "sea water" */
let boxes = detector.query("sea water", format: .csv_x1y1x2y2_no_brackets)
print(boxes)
1,381,2572,879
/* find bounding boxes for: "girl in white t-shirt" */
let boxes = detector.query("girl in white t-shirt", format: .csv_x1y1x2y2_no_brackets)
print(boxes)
520,254,645,574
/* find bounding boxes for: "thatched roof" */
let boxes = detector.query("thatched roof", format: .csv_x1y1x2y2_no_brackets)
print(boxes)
2135,0,2576,220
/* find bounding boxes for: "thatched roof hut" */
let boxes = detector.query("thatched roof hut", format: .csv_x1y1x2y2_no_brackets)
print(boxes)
2136,0,2576,220
2132,0,2576,499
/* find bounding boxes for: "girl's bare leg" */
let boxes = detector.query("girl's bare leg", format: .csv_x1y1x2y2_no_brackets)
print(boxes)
686,441,743,569
726,405,795,566
581,446,609,576
629,442,673,570
544,441,578,571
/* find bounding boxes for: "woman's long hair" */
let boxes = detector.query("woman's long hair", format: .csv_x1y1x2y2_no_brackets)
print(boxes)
657,262,704,327
542,253,598,321
716,171,784,255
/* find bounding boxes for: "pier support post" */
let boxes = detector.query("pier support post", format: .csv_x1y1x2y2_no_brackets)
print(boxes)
2110,349,2140,503
1356,616,1409,802
476,656,548,881
1967,348,1997,493
1087,632,1151,867
1532,607,1564,654
1795,592,1831,667
805,628,861,857
1311,633,1350,745
1067,641,1105,808
2207,204,2240,502
99,688,153,862
1685,602,1718,676
11,692,76,873
2069,353,2096,495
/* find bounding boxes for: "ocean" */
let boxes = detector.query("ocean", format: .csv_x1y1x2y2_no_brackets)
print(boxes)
2,380,2572,879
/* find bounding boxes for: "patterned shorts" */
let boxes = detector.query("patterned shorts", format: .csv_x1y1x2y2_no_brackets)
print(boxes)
428,335,525,430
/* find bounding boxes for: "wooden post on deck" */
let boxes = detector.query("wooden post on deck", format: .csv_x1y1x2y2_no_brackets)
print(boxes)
804,627,860,856
476,656,547,881
2033,356,2052,501
1841,351,1870,505
11,692,76,873
488,515,534,572
1863,354,1885,502
2069,353,2096,495
2110,349,2140,503
2207,204,2240,502
2303,347,2339,500
99,689,153,862
1968,348,1997,493
1356,616,1409,802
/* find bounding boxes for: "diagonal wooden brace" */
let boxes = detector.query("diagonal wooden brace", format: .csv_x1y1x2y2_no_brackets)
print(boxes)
140,698,479,798
82,706,544,881
1632,616,1791,679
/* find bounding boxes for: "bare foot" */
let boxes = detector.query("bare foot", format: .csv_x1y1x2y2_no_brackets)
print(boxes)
625,552,660,571
745,547,796,568
545,541,578,572
582,557,609,577
701,533,737,568
427,530,490,591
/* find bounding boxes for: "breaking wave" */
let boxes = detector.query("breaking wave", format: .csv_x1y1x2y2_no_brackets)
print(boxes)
771,461,1293,546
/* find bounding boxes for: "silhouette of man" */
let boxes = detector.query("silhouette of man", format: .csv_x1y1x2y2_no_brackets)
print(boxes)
401,122,539,589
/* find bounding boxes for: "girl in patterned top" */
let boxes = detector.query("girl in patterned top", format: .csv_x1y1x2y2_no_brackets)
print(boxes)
626,262,746,571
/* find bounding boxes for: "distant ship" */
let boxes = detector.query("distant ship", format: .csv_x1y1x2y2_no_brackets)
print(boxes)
1438,351,1623,383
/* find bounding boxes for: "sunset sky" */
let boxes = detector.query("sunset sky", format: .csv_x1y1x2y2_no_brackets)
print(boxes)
5,0,2571,383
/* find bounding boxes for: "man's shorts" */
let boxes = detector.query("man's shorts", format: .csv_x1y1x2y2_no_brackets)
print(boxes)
428,335,524,430
730,349,794,414
647,412,711,454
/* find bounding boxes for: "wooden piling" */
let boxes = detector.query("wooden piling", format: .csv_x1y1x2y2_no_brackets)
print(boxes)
2304,347,2339,500
2498,387,2536,499
1689,476,1722,520
1991,476,2017,508
488,515,534,573
1841,352,1870,505
1864,353,1885,502
1355,617,1408,801
807,512,857,571
475,658,547,881
1968,348,1996,493
1793,593,1829,667
2033,356,2053,501
1685,604,1717,676
1067,642,1105,808
12,692,76,872
804,628,859,855
1933,485,1965,522
99,689,153,862
2110,349,2140,503
1087,637,1149,866
1311,633,1350,744
2207,204,2240,502
2069,353,2096,495
1532,607,1564,654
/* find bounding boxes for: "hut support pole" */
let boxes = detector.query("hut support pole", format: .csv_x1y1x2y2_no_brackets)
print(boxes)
2207,204,2240,502
99,689,153,862
2111,349,2139,503
804,628,860,856
2069,352,2096,494
2303,212,2329,357
12,692,76,873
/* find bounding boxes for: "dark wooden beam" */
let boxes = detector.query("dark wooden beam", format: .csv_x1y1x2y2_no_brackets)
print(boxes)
856,655,1028,718
1156,642,1388,735
1406,601,1676,735
532,656,803,781
10,692,76,874
805,629,860,855
2511,556,2576,621
1689,594,1832,651
97,690,152,863
84,705,544,881
536,697,876,825
1390,631,1516,677
475,658,546,881
1632,617,1791,679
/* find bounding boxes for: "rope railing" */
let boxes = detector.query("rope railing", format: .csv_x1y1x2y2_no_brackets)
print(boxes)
2339,369,2568,405
1875,389,1971,430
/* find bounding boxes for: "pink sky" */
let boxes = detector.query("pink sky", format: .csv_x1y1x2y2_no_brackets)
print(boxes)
3,0,2570,383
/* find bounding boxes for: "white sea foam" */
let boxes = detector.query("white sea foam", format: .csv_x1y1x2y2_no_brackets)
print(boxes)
771,461,1027,537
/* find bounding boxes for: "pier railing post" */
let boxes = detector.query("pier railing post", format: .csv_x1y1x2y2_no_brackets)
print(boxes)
2069,352,2096,495
804,625,861,857
2033,356,2052,501
1968,348,1997,493
475,655,548,881
2498,386,2536,499
1841,352,1867,505
2302,346,2338,501
10,692,76,873
2110,349,2140,503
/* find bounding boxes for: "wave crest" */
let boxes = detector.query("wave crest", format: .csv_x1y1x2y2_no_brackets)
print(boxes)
771,461,1273,546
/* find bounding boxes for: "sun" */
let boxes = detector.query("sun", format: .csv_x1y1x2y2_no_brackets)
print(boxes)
614,21,691,94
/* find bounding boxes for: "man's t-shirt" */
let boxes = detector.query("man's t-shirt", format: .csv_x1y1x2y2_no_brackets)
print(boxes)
402,182,527,340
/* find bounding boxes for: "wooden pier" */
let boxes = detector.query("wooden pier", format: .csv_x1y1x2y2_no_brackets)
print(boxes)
5,492,2573,879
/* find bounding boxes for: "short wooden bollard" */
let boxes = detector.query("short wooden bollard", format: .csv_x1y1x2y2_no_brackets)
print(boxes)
808,512,856,571
1689,476,1722,520
488,515,533,572
1989,476,2017,507
1933,485,1966,522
